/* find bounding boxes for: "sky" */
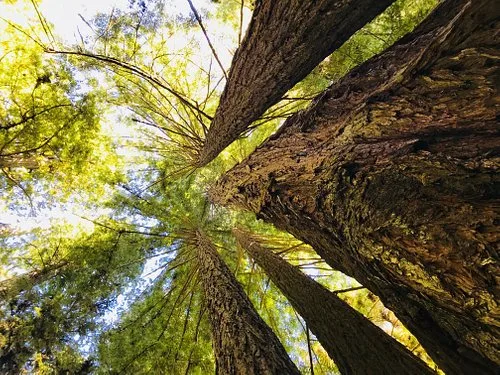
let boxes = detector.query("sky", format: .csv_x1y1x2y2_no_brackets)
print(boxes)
38,0,208,43
39,0,130,42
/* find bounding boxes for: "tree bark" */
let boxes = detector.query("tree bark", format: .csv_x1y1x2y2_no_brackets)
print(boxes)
197,0,396,166
195,230,300,374
234,229,434,375
212,0,500,373
0,261,68,303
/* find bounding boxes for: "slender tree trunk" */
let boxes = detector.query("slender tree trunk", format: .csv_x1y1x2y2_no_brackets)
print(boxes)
0,261,68,303
194,230,300,374
197,0,396,166
234,229,434,375
212,0,499,373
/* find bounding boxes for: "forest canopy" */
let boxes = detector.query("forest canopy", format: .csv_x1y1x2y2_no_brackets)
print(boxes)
0,0,498,374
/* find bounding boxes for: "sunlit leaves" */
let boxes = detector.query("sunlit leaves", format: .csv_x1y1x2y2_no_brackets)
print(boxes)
0,9,124,210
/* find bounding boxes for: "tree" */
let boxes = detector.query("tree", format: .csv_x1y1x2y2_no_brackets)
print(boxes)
212,0,499,372
196,0,396,166
0,221,159,372
234,229,434,374
96,175,309,373
194,229,301,374
2,0,497,372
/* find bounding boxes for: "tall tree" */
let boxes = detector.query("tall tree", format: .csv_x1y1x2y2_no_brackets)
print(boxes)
194,230,301,374
3,0,497,372
234,229,434,374
212,0,499,373
98,176,313,373
196,0,397,166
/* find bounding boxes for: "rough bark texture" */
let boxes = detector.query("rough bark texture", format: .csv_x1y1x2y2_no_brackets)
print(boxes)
212,0,500,373
234,229,434,375
197,0,395,166
0,261,68,303
195,231,300,375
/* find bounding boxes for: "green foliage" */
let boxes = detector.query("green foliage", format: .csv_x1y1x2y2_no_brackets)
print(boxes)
0,218,164,372
98,264,214,374
0,8,124,210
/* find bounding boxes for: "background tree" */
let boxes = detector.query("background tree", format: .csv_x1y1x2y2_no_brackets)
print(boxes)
234,229,433,375
194,229,301,374
0,221,161,372
0,12,121,211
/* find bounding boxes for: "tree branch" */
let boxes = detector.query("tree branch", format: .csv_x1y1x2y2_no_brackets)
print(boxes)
186,0,228,80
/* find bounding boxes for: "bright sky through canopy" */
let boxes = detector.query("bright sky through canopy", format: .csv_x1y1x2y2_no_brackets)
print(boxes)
0,0,223,233
39,0,199,43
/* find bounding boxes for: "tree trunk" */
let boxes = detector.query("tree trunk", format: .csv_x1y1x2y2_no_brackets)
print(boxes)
197,0,396,166
234,229,434,375
212,0,499,373
194,230,300,374
0,261,68,303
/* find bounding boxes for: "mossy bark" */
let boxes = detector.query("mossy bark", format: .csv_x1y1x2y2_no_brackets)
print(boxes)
195,231,300,375
197,0,395,166
234,229,434,375
212,0,499,373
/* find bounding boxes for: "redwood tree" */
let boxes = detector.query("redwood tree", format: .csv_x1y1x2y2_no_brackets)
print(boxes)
196,0,396,166
194,230,301,374
234,229,434,375
212,0,499,373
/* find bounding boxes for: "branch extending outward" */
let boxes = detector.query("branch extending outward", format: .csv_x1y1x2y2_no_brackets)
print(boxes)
45,48,213,122
186,0,228,80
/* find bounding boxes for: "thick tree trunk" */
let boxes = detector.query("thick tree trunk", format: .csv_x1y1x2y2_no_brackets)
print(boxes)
0,261,68,303
197,0,396,166
195,231,300,374
234,229,434,375
212,0,499,373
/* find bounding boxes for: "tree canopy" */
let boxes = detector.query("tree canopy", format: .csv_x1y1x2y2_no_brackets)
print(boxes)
1,0,497,373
